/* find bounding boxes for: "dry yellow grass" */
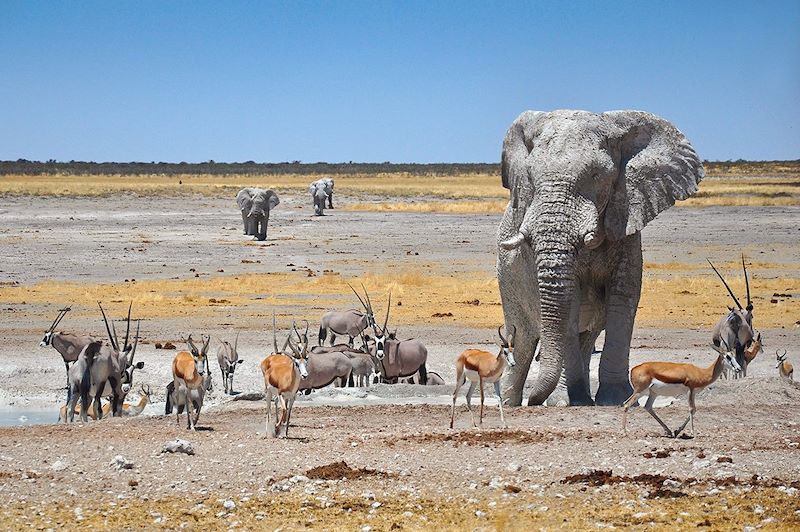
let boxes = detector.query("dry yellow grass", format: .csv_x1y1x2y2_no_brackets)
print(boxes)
2,173,799,207
3,263,797,329
0,173,505,200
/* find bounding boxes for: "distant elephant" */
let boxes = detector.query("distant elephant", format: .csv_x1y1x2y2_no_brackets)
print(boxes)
309,179,331,216
497,110,703,407
236,188,280,240
309,177,334,209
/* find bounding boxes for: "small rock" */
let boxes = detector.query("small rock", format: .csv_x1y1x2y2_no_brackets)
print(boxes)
110,455,134,470
754,505,764,514
223,500,235,510
289,475,309,483
371,502,382,509
402,511,413,518
50,460,67,472
475,510,486,518
663,479,681,488
163,439,195,455
506,462,522,472
361,526,372,532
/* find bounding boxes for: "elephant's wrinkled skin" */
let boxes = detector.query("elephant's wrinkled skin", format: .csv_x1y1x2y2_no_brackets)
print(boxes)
497,110,703,407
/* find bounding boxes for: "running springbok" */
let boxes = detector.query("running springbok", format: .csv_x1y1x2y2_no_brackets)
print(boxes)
622,345,741,438
39,306,94,392
261,314,308,438
450,326,516,429
776,349,794,381
171,334,211,430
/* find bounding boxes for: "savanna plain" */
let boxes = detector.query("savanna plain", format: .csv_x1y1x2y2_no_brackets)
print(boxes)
0,166,799,530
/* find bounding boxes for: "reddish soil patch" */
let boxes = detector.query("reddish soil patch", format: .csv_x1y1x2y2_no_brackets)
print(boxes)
305,461,391,480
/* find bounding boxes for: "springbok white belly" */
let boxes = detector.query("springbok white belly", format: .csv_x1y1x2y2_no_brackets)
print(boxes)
648,379,689,397
464,368,502,384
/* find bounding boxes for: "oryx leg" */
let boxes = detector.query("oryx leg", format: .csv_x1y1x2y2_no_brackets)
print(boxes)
644,393,673,437
64,362,70,392
494,381,507,428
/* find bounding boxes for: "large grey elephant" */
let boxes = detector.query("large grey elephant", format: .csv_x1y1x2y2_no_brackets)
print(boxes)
236,188,280,240
497,110,703,407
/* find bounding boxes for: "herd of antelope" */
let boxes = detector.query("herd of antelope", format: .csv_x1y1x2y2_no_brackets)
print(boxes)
40,257,793,438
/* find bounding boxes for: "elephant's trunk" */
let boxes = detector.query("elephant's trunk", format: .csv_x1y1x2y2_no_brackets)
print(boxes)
526,207,578,406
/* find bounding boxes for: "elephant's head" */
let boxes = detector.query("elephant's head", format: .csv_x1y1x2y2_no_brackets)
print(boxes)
248,189,280,217
498,110,703,404
311,184,328,215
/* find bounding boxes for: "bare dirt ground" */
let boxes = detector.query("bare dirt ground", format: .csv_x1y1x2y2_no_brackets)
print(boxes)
0,192,799,530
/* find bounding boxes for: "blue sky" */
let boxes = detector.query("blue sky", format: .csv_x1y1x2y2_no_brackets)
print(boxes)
1,1,798,163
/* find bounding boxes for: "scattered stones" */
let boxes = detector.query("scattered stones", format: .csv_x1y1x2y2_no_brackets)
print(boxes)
109,455,134,470
163,439,195,455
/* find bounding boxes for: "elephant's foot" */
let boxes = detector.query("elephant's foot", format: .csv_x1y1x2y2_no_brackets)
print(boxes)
253,235,266,241
595,381,634,406
567,382,595,406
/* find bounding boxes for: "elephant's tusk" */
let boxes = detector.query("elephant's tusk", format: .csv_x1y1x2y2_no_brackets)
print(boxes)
499,232,527,250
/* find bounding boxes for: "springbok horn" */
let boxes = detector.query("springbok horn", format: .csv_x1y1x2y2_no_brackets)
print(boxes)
98,302,118,351
348,282,370,313
122,302,132,351
742,254,752,311
707,259,743,310
272,312,279,354
382,291,391,335
497,325,507,345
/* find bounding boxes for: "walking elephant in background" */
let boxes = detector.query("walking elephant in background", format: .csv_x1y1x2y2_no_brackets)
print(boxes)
309,177,334,215
496,110,704,407
236,187,280,240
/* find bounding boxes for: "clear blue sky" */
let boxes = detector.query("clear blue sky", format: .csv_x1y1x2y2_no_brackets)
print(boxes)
1,1,798,163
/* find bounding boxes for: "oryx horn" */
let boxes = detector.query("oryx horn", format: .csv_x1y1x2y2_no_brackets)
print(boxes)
129,320,141,363
742,254,752,311
98,302,118,351
234,330,239,353
272,312,279,354
347,282,369,313
707,259,743,310
122,301,132,351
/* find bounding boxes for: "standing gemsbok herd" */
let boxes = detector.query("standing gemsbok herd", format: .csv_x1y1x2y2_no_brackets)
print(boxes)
40,255,794,438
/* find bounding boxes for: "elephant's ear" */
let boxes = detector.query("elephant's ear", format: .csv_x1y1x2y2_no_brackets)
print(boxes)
268,190,280,208
501,111,544,190
603,111,704,241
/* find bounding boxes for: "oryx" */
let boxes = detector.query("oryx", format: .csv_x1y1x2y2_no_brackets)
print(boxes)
39,306,95,392
64,340,104,423
708,256,755,377
317,284,375,346
361,291,429,384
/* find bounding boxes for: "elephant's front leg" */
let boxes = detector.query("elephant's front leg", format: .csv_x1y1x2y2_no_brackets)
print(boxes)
497,248,540,407
595,234,641,406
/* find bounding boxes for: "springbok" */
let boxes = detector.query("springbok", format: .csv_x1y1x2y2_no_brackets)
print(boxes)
65,340,104,423
39,306,94,392
450,326,516,429
217,332,243,395
317,284,375,346
708,256,755,375
622,345,741,438
740,332,763,378
171,334,212,430
101,384,152,417
776,349,794,381
260,314,308,438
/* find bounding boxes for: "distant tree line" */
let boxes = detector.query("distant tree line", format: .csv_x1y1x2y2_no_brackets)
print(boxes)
0,160,500,176
1,159,796,176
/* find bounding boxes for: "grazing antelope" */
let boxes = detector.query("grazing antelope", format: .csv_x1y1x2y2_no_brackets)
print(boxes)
450,326,516,429
65,340,104,423
708,256,755,376
261,314,308,438
741,332,763,377
217,332,243,395
171,334,212,430
39,306,94,392
776,349,794,381
317,284,375,346
622,345,741,438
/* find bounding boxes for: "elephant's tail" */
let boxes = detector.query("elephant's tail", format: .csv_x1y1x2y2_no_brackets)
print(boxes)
418,363,428,385
318,324,327,346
